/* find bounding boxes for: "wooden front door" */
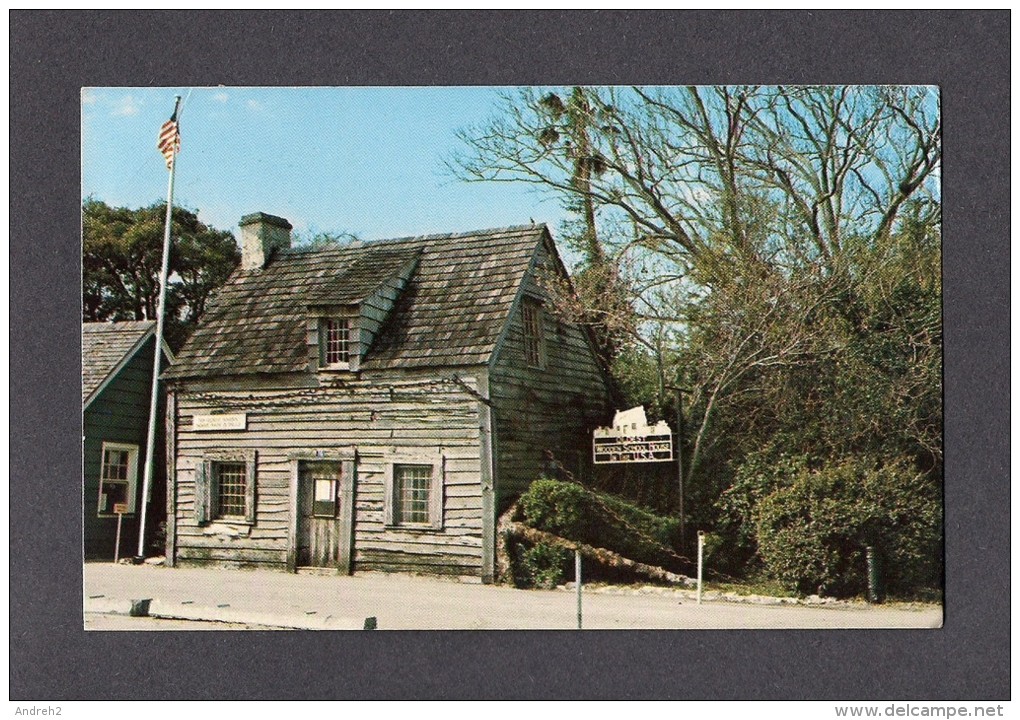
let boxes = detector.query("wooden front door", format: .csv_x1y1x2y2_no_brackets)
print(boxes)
297,460,346,568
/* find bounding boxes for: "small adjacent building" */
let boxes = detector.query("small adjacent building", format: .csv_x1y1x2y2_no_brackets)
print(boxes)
162,212,611,581
83,320,174,559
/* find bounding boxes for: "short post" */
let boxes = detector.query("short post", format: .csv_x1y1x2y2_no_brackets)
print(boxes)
866,545,883,604
113,505,126,564
575,547,582,630
664,385,689,552
696,531,705,605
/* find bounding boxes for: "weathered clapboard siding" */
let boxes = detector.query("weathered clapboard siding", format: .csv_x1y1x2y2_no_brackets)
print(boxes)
171,370,485,573
349,440,484,576
355,551,481,576
83,336,167,559
489,238,612,511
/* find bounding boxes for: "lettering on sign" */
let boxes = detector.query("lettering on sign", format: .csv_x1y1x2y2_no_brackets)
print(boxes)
593,405,674,465
192,413,248,431
112,502,129,514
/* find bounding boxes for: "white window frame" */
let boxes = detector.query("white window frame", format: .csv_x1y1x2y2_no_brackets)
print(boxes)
383,450,444,530
97,442,139,517
320,316,353,370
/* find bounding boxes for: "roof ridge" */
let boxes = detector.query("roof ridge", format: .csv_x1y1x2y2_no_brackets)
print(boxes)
282,223,545,256
369,223,544,244
83,320,156,330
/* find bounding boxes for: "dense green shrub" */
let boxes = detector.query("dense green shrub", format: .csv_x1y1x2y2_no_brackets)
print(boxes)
509,540,572,589
714,452,812,573
517,478,681,569
753,459,942,597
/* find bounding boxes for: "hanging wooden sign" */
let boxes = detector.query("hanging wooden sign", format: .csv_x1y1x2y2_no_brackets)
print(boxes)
593,406,674,464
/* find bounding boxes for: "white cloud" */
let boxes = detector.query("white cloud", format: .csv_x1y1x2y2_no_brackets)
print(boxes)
81,88,98,105
213,91,229,103
246,99,262,111
111,95,142,117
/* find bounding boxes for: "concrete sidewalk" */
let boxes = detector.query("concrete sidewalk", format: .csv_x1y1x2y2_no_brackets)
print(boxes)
83,562,942,630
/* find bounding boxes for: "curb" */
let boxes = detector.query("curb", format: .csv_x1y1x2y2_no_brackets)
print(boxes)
560,584,880,608
84,597,377,630
85,597,152,616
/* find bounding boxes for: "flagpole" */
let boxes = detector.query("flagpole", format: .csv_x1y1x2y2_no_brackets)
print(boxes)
136,95,181,559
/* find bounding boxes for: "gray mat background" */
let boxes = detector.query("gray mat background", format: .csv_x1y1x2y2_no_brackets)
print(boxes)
10,10,1009,700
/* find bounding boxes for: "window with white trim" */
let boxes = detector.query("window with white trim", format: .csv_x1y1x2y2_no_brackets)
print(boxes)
322,317,351,367
384,453,444,529
522,298,545,368
395,464,432,524
97,442,139,516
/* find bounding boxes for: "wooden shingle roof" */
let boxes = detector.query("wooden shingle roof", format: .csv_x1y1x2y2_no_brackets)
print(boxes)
309,246,421,306
82,320,156,406
165,224,546,379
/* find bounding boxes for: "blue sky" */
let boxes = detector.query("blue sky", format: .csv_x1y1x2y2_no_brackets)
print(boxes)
81,86,567,243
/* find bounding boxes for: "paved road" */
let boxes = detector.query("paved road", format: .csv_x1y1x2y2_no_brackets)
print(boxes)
83,563,942,630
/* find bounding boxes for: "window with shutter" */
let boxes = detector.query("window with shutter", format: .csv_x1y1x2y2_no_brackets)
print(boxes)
214,462,247,518
196,451,257,524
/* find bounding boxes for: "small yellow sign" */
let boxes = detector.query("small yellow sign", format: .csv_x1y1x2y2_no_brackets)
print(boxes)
113,502,129,514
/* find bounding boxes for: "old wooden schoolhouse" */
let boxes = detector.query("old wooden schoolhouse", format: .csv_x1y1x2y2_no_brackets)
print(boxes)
162,212,611,581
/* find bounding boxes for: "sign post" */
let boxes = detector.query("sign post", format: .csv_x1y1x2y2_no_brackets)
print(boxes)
113,503,128,564
575,548,582,630
697,530,705,605
665,386,689,550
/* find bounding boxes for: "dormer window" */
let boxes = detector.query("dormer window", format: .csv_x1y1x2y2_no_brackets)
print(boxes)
323,317,351,367
307,313,360,372
304,246,420,374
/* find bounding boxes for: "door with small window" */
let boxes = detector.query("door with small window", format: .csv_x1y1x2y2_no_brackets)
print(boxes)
297,461,345,568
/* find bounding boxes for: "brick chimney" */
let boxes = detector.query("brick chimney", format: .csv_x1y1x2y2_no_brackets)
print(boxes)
239,212,292,271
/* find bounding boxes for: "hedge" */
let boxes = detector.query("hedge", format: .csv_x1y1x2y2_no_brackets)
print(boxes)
753,458,942,598
517,478,682,570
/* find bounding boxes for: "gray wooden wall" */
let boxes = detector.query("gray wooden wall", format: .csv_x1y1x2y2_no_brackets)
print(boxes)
170,371,485,576
489,238,613,511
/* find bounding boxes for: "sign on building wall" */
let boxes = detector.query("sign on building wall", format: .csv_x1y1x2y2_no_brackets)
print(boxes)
192,413,248,431
593,406,674,464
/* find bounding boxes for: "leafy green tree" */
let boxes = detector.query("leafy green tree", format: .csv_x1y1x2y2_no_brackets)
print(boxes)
454,85,940,483
291,228,360,249
82,199,240,350
455,86,942,590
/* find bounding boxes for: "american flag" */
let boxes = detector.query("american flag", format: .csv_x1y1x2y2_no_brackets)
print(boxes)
157,107,180,169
